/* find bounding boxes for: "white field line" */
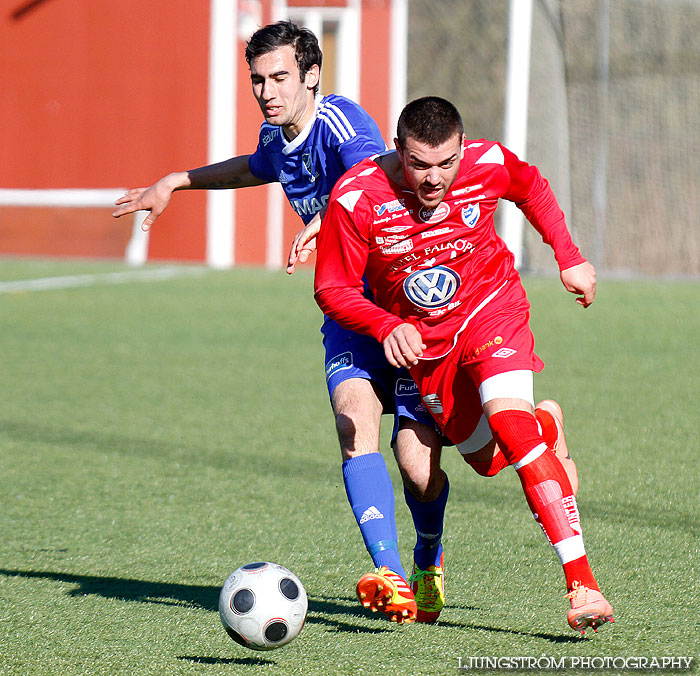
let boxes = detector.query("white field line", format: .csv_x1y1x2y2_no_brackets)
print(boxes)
0,266,207,294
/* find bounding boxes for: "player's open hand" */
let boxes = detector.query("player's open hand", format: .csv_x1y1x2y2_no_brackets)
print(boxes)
113,185,169,231
383,323,426,368
560,260,597,308
113,173,188,231
286,215,321,274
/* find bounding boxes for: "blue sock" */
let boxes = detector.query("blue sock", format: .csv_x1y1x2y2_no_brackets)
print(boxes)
404,475,449,570
342,452,407,580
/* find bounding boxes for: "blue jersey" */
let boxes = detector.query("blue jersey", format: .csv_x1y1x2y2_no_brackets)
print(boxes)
248,94,386,224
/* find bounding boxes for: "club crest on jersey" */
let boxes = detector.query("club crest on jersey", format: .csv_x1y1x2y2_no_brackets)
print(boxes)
403,266,460,309
461,203,480,228
418,202,450,224
302,150,319,183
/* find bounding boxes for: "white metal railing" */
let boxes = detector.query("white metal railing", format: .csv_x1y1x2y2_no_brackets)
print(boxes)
0,188,149,265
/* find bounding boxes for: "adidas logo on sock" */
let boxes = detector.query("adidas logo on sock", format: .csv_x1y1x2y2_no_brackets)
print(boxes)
359,506,384,524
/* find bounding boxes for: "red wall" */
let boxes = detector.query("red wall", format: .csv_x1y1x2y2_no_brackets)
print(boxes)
361,1,392,143
0,0,395,266
0,0,209,260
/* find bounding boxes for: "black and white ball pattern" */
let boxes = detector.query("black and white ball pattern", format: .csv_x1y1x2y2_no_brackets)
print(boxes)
219,562,308,651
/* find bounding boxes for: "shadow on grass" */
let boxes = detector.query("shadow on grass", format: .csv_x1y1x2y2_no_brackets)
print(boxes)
177,655,275,666
0,567,220,611
0,418,334,481
307,594,394,634
0,568,579,643
0,568,387,635
451,622,582,644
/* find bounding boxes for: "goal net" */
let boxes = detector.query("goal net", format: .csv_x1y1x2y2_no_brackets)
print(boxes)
407,0,700,278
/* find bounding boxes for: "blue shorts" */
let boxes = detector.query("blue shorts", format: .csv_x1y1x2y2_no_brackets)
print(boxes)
321,318,438,442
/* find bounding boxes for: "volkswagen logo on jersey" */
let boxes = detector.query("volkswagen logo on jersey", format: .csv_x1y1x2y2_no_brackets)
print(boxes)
403,266,461,309
461,203,480,228
418,202,450,224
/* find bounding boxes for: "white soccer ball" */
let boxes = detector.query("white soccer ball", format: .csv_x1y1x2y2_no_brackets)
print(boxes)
219,562,308,651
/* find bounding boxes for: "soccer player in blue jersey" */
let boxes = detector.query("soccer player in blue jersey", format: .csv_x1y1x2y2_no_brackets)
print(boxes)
113,21,447,624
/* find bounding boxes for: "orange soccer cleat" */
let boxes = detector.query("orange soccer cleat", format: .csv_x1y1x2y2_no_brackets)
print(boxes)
566,581,614,634
535,399,579,495
356,566,417,624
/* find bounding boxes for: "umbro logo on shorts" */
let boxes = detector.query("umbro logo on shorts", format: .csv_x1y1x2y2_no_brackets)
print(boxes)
492,347,517,358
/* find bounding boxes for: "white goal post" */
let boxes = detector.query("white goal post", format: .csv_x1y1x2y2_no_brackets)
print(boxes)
500,0,533,270
0,188,149,266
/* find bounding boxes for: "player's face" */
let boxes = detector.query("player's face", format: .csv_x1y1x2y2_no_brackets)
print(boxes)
250,45,320,138
396,133,464,209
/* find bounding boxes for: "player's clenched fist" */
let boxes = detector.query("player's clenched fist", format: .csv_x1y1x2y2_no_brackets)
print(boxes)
560,260,597,308
383,323,426,368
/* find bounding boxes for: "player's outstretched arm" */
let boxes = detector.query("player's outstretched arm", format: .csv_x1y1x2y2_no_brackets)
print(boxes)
383,323,426,369
112,155,266,231
560,260,597,308
286,210,323,275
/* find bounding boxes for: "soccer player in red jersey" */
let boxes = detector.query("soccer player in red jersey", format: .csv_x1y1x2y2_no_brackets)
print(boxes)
315,96,613,633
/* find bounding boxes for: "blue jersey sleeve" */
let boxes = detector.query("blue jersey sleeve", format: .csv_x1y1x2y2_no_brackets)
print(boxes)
248,126,282,182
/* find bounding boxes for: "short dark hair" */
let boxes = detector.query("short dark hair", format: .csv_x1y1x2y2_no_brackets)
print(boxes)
396,97,464,148
245,21,323,95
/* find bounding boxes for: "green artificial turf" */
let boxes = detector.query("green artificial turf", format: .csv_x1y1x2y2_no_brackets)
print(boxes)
0,260,697,675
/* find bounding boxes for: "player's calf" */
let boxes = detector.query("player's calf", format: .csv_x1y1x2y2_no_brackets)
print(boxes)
488,408,611,632
535,399,579,495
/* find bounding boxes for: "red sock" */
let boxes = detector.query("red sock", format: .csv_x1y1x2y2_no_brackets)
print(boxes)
489,410,598,591
535,408,558,448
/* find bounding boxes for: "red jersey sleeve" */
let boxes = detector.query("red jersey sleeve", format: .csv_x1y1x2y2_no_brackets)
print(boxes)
315,189,404,343
501,144,586,271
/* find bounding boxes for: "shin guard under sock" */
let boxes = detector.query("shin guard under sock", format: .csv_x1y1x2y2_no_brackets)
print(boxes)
489,409,598,591
342,452,407,580
404,476,449,569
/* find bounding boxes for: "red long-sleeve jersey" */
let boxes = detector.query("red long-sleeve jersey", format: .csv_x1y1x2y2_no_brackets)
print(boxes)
315,140,585,358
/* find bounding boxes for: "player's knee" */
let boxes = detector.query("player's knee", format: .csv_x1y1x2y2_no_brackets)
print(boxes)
335,411,383,459
331,379,383,420
407,468,447,502
488,409,543,465
335,412,359,448
393,420,443,496
463,440,497,463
